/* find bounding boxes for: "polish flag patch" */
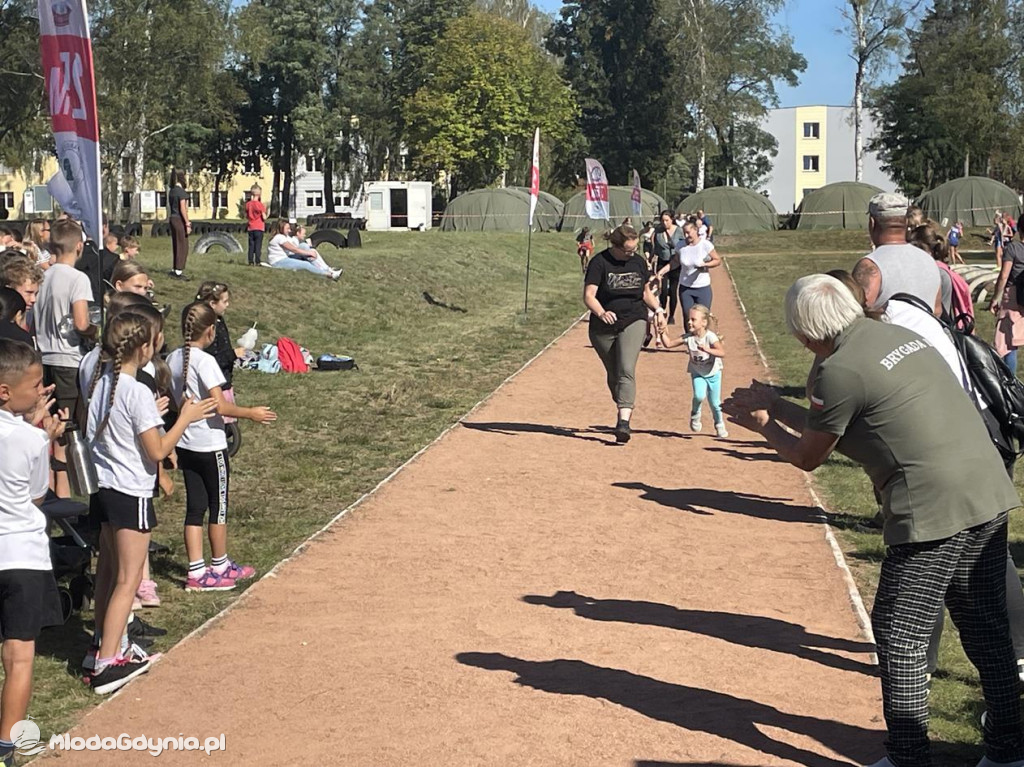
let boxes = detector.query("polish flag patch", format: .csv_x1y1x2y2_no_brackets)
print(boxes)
810,395,824,410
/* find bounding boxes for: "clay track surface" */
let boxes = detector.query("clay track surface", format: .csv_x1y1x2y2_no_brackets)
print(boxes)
51,267,883,766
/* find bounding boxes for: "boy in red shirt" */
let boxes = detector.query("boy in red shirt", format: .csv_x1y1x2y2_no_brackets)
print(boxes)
245,186,266,266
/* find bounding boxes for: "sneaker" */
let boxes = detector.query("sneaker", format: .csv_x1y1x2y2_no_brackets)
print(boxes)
185,568,236,592
690,417,702,432
128,615,167,638
221,560,255,581
125,642,162,664
715,422,729,438
132,595,143,611
614,418,631,444
330,268,343,281
87,657,150,695
137,579,160,607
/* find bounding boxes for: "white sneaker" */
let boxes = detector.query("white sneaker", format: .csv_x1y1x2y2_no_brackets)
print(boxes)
690,417,702,432
976,758,1024,767
715,422,729,438
330,268,343,281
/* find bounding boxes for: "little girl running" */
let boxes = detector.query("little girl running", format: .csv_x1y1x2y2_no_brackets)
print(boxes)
168,301,277,592
659,304,728,438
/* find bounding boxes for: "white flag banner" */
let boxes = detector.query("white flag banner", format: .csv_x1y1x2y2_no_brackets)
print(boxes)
584,158,610,221
39,0,103,242
528,128,540,227
631,169,642,217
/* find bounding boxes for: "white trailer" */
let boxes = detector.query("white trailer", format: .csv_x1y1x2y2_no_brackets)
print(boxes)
358,181,432,231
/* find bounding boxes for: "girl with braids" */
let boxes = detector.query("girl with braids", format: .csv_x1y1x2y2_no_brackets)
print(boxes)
168,302,277,592
82,313,215,695
194,281,237,395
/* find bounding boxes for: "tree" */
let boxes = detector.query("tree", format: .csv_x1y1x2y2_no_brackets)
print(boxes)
404,10,577,195
547,0,682,187
840,0,922,181
667,0,804,191
475,0,553,48
0,0,48,169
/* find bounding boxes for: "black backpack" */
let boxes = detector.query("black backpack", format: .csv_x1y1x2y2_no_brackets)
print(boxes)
891,293,1024,463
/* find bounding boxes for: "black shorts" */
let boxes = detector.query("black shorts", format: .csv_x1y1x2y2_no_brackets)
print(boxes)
177,448,229,526
43,364,81,422
0,569,63,640
95,488,156,532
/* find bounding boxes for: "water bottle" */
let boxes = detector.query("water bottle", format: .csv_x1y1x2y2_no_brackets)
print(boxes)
63,423,99,496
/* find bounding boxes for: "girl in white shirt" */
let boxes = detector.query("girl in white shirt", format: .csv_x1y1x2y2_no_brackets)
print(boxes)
266,219,341,280
656,220,722,323
169,302,277,593
658,304,728,438
84,311,215,694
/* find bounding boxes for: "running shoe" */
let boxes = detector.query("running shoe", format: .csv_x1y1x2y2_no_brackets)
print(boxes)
87,657,150,695
221,560,255,581
690,416,702,432
128,615,166,639
715,422,729,439
125,642,162,664
185,568,236,592
137,579,161,607
613,419,631,444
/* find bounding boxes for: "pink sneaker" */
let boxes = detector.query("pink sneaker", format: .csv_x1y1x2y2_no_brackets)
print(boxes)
185,568,236,592
221,560,255,581
136,579,161,607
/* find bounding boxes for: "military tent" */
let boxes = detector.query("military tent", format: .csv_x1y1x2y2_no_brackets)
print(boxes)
511,187,564,232
794,182,883,230
917,177,1022,227
676,187,778,235
439,188,560,232
560,187,668,233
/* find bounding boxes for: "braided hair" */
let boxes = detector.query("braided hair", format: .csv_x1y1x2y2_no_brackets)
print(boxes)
132,303,171,395
178,301,217,401
89,312,152,441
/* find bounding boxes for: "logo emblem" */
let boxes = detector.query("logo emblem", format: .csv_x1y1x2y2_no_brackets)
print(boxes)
51,1,72,27
12,719,45,756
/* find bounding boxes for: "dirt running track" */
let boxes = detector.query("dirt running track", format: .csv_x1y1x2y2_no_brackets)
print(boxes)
53,266,884,766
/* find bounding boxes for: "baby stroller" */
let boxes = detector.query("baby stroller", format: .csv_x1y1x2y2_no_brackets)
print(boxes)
41,491,94,623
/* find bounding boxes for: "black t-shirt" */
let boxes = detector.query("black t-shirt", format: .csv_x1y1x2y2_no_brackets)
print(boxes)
0,321,33,346
168,187,187,219
208,317,235,390
75,243,119,298
585,249,650,332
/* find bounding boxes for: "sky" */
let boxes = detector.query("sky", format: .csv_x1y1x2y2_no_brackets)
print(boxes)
534,0,877,109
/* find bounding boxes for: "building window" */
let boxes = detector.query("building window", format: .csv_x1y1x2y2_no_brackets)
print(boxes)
210,191,228,209
242,153,260,174
305,191,323,208
0,192,13,209
803,122,820,139
122,191,132,209
802,155,820,172
187,191,200,208
157,191,167,209
333,193,349,208
305,156,323,173
369,192,383,211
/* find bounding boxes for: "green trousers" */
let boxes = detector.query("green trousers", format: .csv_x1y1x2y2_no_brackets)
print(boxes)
589,318,647,409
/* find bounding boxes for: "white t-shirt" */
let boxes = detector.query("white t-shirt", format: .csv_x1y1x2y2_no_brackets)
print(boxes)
79,349,158,408
884,301,974,396
0,410,52,571
267,234,290,266
676,239,716,288
35,263,94,367
167,347,227,452
685,330,723,377
87,373,164,497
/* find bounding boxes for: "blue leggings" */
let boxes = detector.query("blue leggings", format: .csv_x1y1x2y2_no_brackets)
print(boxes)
691,372,723,423
272,258,326,275
1004,350,1018,375
679,284,713,320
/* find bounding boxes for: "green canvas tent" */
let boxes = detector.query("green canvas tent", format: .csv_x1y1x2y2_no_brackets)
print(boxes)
560,187,668,233
439,188,559,232
676,187,778,235
917,177,1022,227
512,187,564,232
794,181,883,230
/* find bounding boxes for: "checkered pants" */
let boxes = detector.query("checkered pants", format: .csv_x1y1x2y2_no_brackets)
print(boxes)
872,513,1024,767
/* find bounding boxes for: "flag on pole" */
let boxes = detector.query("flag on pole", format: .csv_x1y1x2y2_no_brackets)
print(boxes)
585,159,610,221
630,169,642,217
38,0,103,242
528,128,540,227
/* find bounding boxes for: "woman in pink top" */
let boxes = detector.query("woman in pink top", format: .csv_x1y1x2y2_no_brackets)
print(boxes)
245,185,266,266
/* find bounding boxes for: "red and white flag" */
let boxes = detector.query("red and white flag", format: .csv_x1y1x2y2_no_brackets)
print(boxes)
528,128,540,227
584,158,609,221
38,0,103,242
631,169,642,217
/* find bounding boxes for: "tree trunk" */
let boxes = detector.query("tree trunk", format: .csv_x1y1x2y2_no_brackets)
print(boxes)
281,120,294,220
964,149,970,177
131,134,145,224
270,112,283,217
853,2,866,182
324,156,336,213
113,157,125,225
213,170,223,221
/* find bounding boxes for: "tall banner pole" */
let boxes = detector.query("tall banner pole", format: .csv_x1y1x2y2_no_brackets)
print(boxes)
585,158,610,229
631,169,642,219
38,0,103,245
525,128,540,315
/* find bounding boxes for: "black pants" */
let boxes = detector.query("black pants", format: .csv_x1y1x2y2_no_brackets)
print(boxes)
170,216,188,272
658,264,679,321
177,448,229,527
247,230,264,265
872,513,1023,766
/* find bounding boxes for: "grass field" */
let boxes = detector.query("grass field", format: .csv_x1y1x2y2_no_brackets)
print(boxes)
728,238,1015,766
25,230,584,737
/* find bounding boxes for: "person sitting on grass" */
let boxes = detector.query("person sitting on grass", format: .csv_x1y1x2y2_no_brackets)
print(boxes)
0,340,67,765
266,220,342,280
290,225,342,277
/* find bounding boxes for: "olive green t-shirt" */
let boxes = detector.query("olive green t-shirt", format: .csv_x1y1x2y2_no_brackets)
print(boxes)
807,318,1019,546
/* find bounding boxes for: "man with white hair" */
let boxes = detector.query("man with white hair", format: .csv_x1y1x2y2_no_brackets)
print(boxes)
725,274,1024,767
